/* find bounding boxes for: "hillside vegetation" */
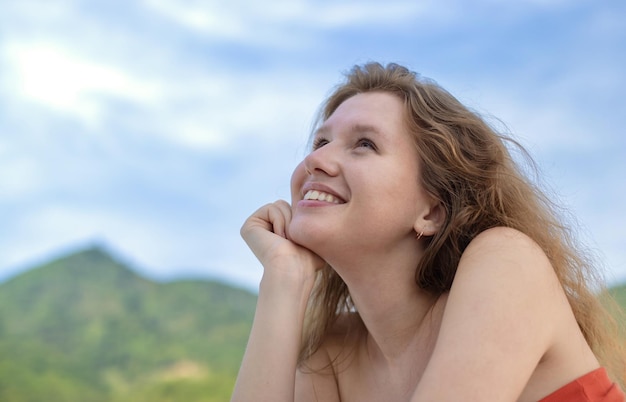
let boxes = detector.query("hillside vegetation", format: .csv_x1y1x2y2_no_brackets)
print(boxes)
0,247,256,402
1,247,625,401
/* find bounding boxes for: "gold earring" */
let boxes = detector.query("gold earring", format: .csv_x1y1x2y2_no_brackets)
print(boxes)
416,230,424,240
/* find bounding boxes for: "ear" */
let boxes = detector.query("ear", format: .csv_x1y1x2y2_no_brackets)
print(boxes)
414,199,446,237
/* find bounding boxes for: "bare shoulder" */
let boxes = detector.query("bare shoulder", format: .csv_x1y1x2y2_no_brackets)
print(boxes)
412,227,570,400
458,226,557,285
295,313,361,402
463,226,545,257
452,226,565,324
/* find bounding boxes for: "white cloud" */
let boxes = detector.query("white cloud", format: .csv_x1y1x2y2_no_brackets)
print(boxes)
113,65,331,151
3,41,163,127
139,0,447,44
1,35,330,152
141,0,247,38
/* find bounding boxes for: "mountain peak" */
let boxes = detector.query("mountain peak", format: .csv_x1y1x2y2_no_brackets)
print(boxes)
70,244,115,262
0,245,257,401
57,244,128,270
0,245,149,294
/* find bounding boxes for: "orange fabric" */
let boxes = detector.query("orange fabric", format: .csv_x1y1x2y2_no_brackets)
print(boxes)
539,368,625,402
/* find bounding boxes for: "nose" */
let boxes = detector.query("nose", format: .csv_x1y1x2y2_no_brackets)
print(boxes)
303,143,340,177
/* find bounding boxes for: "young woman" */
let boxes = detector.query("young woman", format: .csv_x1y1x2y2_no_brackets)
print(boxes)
231,62,625,401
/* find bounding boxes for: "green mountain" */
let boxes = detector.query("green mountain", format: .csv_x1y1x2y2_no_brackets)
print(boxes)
0,247,257,402
1,247,625,402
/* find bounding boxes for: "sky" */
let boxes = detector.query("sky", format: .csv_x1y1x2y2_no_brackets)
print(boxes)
0,0,624,291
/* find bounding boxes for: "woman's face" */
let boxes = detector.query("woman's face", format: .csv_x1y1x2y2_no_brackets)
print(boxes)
288,92,433,261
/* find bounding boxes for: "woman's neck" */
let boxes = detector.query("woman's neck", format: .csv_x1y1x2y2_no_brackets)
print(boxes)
332,245,442,366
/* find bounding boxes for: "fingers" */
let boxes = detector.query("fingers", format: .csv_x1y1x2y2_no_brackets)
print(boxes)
241,200,291,236
269,200,292,238
241,200,327,277
240,200,294,259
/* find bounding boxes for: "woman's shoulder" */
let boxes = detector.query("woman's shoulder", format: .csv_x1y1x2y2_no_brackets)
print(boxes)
451,225,562,308
411,227,585,400
465,226,541,252
451,226,564,319
458,226,554,281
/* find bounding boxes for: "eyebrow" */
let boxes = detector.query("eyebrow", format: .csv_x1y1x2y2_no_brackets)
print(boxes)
315,123,385,137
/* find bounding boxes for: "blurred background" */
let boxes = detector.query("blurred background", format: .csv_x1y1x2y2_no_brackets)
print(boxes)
1,1,625,401
1,0,625,290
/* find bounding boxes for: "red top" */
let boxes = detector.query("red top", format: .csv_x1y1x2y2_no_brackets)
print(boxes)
539,368,625,402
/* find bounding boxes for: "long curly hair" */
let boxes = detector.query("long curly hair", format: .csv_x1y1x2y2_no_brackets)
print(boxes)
298,62,625,383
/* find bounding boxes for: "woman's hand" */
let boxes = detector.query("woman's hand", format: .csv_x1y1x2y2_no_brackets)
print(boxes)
232,201,324,402
241,200,325,282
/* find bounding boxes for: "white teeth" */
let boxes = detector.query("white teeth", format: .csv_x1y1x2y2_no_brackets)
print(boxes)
304,190,341,204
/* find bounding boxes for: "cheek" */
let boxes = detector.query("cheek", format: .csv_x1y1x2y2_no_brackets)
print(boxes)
290,161,307,203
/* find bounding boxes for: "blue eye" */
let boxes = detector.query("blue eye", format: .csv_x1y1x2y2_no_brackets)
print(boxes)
357,138,377,150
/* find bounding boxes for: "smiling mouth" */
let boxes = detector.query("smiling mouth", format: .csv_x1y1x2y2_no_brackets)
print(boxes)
303,190,344,204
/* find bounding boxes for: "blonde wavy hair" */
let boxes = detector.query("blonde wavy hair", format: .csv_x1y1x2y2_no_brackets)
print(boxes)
298,62,625,383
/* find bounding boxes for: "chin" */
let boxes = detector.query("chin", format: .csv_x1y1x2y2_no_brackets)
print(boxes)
288,219,326,252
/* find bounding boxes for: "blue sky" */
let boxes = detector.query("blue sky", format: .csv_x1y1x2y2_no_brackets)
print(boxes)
0,0,624,291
